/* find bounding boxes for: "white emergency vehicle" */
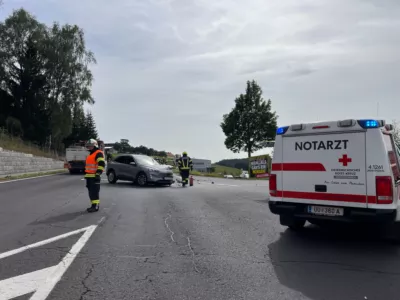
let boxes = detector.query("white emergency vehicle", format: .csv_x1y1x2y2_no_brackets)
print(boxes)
268,119,400,230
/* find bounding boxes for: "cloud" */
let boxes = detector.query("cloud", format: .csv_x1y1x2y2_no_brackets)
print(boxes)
1,0,400,161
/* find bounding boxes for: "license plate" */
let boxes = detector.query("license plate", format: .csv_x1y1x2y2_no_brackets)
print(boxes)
164,177,173,180
308,205,344,216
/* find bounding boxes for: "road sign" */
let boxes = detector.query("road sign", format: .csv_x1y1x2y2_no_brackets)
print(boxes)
0,225,99,300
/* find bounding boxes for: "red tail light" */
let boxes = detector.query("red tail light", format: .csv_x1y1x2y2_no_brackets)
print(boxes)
270,174,277,197
375,176,393,204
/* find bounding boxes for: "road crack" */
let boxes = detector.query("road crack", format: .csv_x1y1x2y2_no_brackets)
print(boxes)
79,263,96,300
186,236,200,273
164,214,176,243
134,275,154,282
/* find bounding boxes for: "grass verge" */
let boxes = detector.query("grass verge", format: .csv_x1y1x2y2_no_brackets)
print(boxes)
0,169,68,181
0,128,63,160
212,164,242,176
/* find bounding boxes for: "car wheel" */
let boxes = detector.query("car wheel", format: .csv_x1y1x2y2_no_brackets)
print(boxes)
288,219,306,231
280,215,306,231
108,170,117,184
136,172,148,187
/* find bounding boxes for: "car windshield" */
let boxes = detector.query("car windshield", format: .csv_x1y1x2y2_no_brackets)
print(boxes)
135,156,160,166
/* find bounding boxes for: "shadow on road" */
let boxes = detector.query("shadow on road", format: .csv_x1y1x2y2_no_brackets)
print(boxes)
30,211,85,225
102,181,171,189
269,225,400,300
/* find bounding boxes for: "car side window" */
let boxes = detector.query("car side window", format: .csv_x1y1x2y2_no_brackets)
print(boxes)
115,156,126,164
125,156,134,164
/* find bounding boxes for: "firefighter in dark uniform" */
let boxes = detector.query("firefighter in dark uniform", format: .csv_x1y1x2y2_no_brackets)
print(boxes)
177,151,193,187
84,139,105,212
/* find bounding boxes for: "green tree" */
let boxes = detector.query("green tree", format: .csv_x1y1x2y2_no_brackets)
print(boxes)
84,111,98,140
0,8,96,151
0,9,49,144
221,80,278,158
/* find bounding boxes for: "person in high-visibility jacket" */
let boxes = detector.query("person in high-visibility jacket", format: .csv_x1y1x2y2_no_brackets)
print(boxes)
177,151,193,187
84,139,105,212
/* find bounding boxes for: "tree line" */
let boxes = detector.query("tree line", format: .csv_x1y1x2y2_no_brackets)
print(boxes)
112,139,168,158
0,8,98,151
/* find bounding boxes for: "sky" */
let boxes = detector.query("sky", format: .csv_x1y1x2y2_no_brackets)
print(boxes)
1,0,400,162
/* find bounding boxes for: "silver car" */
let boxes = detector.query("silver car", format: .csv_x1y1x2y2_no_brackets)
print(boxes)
106,154,174,186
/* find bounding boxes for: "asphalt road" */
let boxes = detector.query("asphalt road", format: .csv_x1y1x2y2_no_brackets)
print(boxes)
1,174,400,300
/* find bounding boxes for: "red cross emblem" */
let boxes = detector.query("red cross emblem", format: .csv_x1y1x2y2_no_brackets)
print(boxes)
339,154,352,166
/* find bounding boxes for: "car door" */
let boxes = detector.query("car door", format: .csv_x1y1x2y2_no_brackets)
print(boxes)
114,156,129,180
125,155,139,181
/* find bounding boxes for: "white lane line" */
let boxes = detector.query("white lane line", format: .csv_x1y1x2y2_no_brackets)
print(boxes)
0,226,92,260
0,266,57,300
30,225,98,300
97,216,106,225
0,173,64,184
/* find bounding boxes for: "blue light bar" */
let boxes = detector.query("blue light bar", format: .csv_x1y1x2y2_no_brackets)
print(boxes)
357,119,379,129
276,126,289,135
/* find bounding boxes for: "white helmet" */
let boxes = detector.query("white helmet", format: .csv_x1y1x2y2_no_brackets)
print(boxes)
85,138,98,148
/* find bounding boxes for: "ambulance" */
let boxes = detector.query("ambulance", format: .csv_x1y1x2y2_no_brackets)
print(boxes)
268,119,400,230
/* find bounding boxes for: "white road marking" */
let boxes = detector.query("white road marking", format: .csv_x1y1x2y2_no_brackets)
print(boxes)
0,266,57,300
0,226,91,260
30,225,97,300
0,224,99,300
0,173,64,184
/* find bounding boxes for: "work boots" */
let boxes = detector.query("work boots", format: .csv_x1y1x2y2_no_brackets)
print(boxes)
87,204,99,213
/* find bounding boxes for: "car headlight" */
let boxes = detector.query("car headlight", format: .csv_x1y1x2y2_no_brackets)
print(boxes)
148,168,160,173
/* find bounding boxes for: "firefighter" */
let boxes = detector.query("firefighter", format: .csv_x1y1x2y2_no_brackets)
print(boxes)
84,139,105,212
177,151,193,187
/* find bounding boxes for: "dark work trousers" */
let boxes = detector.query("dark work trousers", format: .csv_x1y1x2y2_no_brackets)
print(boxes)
86,178,100,205
180,170,190,184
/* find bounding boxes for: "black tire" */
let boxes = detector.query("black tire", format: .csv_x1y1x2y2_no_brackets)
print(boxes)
136,172,148,187
280,215,306,231
107,170,117,184
289,219,306,231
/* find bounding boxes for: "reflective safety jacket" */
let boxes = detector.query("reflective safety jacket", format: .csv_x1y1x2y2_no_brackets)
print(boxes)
178,156,193,171
85,149,105,178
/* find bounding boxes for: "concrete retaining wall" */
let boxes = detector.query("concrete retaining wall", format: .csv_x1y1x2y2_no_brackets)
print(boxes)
0,147,64,176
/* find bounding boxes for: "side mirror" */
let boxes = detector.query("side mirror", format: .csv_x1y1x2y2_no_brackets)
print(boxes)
130,162,136,166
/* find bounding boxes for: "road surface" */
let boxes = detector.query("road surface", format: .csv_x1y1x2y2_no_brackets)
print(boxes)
1,174,400,300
